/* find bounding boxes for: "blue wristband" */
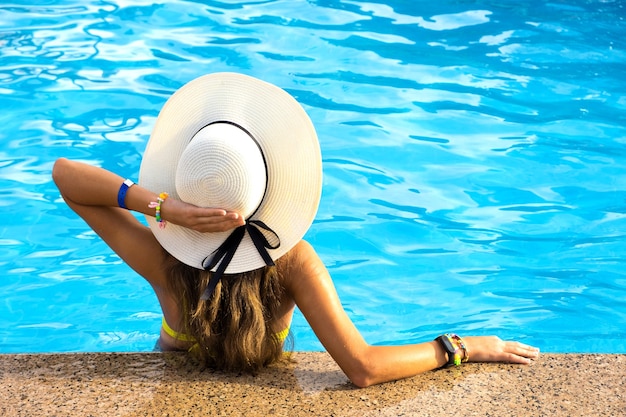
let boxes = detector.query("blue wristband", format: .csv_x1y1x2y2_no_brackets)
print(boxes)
117,179,134,209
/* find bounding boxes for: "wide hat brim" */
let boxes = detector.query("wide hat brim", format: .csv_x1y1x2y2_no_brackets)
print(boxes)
139,72,322,273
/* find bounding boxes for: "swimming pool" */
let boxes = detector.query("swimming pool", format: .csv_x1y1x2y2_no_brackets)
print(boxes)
1,0,625,354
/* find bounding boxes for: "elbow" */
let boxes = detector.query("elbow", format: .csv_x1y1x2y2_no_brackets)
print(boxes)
51,158,70,193
349,373,375,389
346,368,377,388
343,357,378,388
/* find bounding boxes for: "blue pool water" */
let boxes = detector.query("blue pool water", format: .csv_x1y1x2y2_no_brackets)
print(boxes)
1,0,625,354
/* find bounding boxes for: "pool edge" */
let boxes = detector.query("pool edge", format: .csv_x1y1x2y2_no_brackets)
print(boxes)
1,352,624,416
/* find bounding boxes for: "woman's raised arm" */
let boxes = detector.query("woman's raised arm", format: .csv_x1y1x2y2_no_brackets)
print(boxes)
51,158,244,285
285,240,540,388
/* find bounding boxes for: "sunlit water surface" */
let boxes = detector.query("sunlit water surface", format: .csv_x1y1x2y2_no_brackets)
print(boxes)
1,0,625,353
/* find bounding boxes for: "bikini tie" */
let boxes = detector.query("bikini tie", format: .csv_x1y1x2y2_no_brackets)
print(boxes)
200,220,280,301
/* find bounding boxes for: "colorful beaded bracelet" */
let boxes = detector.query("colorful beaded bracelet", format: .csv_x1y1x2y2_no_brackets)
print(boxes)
435,333,469,367
450,334,469,363
148,192,169,229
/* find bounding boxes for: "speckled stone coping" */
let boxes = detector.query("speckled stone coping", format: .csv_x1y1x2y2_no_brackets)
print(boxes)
1,352,624,416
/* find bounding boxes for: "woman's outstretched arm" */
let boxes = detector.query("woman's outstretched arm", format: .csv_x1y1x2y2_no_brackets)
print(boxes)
285,240,540,388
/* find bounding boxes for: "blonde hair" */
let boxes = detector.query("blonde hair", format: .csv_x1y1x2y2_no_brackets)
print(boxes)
166,256,290,373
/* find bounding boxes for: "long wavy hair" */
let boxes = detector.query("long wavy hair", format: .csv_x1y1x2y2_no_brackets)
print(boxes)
165,254,290,373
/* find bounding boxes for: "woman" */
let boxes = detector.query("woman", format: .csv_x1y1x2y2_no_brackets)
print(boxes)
52,73,539,388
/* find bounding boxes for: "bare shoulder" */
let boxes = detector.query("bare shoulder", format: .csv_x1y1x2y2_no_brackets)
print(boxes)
277,240,320,273
276,240,328,295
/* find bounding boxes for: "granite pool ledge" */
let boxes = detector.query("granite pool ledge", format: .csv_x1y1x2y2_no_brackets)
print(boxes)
1,352,624,416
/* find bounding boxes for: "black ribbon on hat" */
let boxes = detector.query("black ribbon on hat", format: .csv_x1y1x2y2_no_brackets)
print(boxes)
200,220,280,301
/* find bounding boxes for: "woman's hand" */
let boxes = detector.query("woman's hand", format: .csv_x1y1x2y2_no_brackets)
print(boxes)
463,336,540,364
160,198,245,233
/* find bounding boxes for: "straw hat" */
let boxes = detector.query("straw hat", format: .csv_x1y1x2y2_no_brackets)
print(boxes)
139,72,322,276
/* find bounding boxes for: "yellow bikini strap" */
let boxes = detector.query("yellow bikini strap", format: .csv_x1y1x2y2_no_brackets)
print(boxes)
275,327,289,343
161,317,197,343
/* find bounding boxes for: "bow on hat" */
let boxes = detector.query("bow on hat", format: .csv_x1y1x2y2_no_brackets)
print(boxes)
201,220,280,300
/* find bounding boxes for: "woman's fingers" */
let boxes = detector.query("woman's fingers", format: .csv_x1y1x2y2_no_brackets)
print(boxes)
504,341,540,363
198,209,235,223
161,199,245,232
192,209,245,232
465,336,540,364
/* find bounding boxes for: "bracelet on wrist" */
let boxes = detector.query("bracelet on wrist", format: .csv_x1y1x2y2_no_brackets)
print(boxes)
435,333,469,367
148,192,169,229
117,179,135,209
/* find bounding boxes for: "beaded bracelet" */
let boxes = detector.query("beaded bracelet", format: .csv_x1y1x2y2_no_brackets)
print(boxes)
435,333,469,367
450,334,470,363
148,192,169,229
